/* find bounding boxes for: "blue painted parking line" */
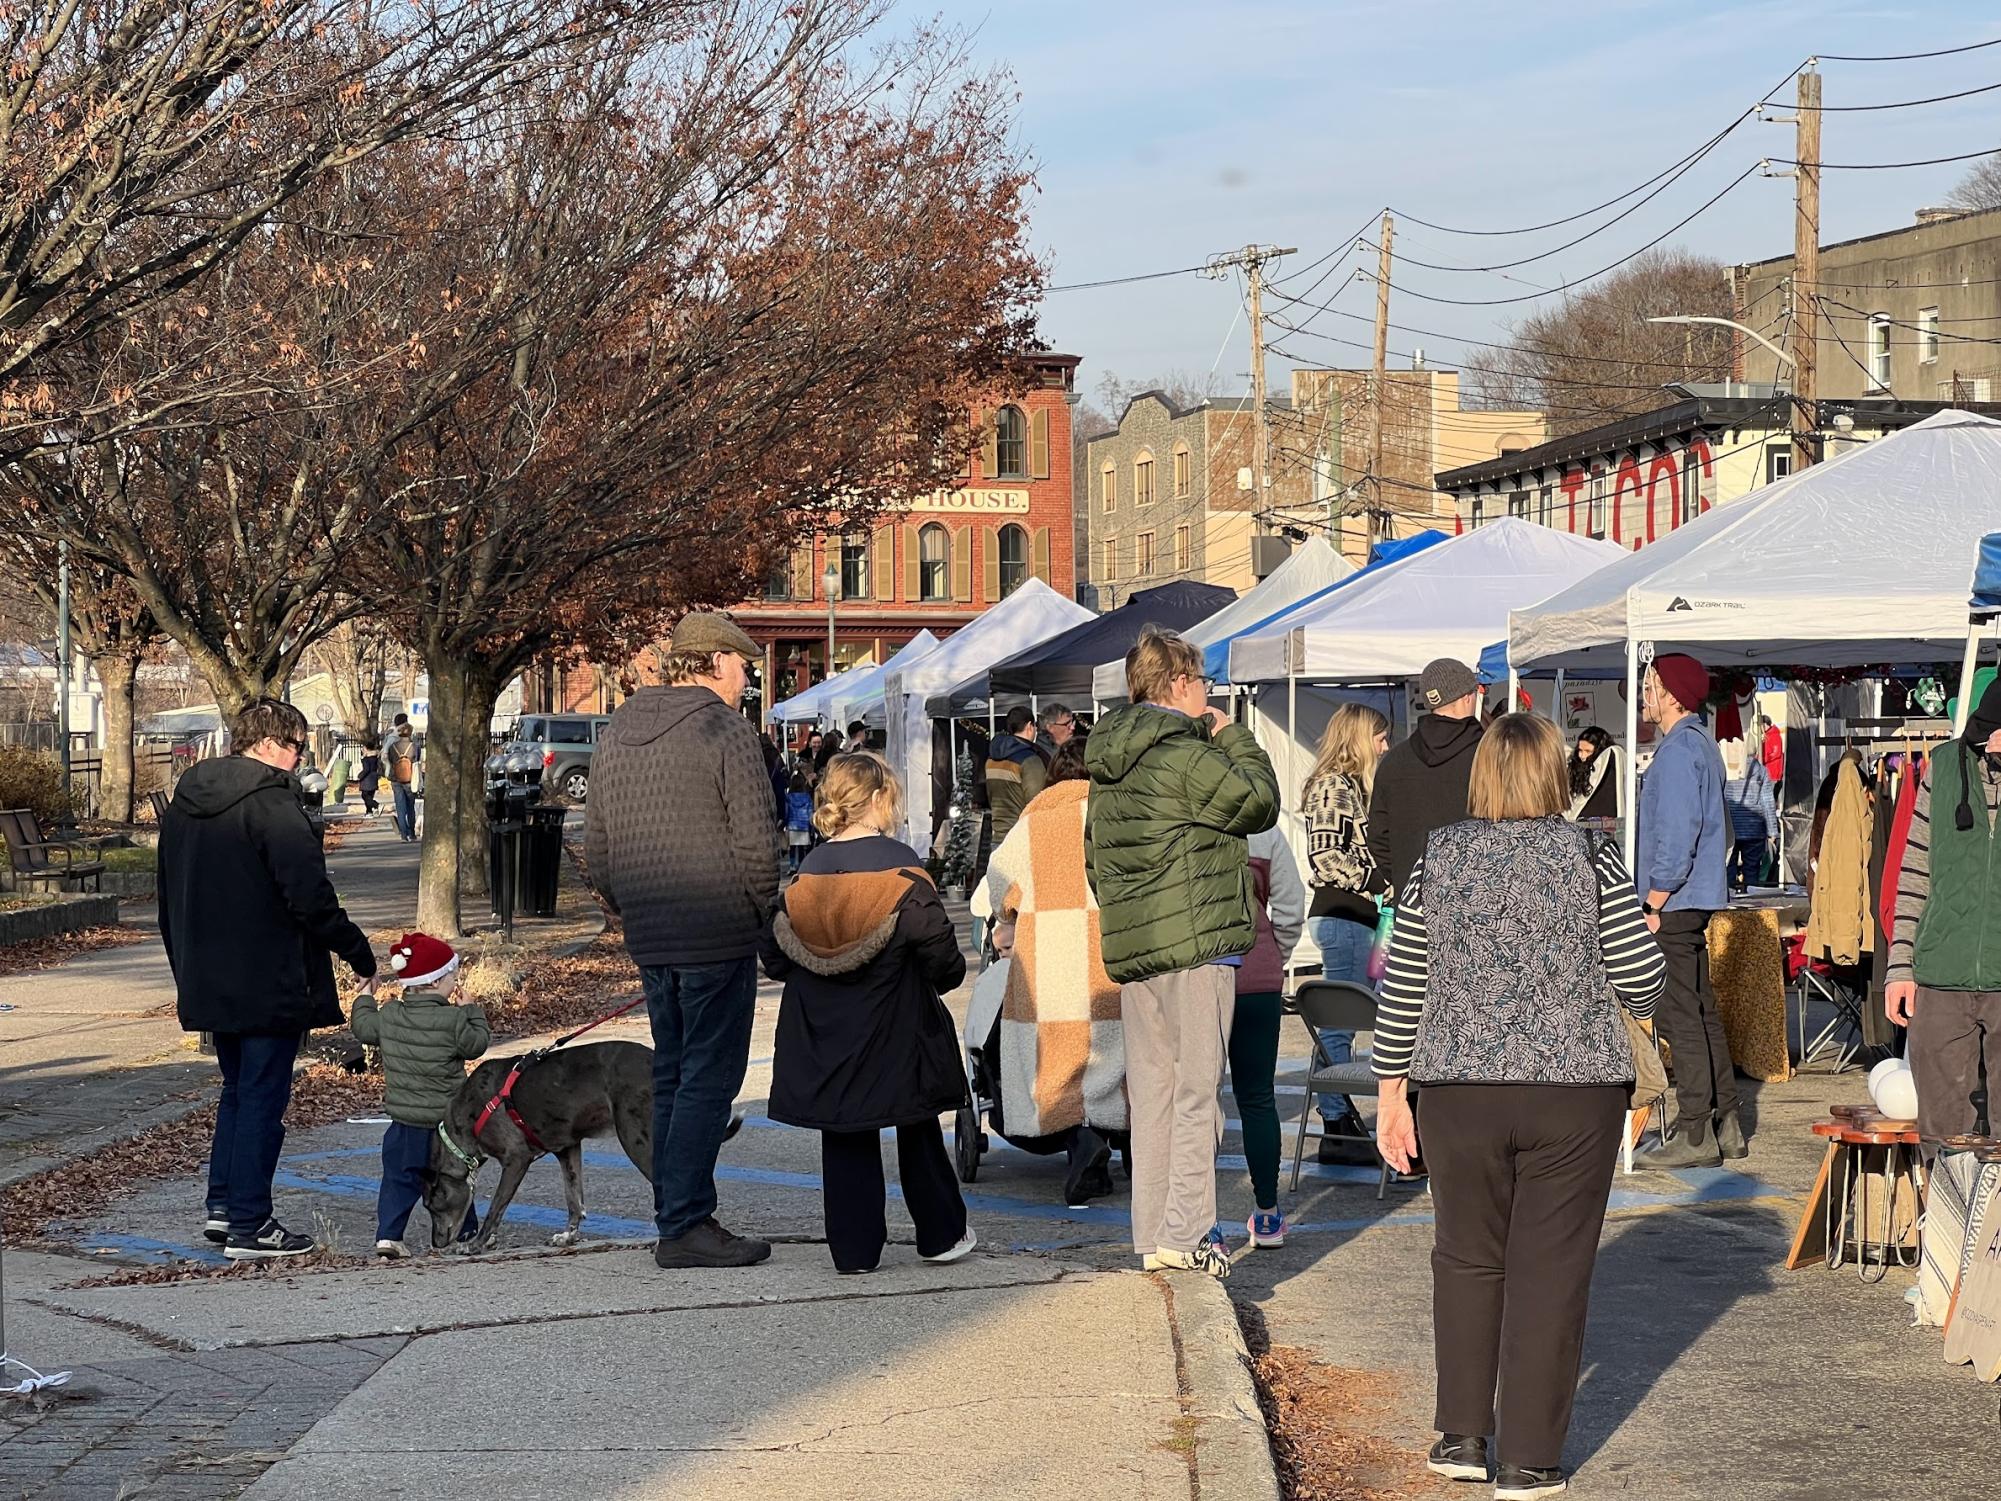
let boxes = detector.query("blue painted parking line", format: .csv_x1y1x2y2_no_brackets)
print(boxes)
77,1232,229,1267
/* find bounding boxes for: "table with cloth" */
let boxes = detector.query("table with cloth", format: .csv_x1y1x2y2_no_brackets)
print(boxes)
1702,898,1799,1084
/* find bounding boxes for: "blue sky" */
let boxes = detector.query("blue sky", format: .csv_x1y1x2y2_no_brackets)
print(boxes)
892,1,2001,406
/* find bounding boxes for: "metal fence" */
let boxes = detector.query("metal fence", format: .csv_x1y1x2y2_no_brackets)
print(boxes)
0,723,61,751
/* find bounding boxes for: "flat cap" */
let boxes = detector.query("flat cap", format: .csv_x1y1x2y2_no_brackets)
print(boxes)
671,612,759,662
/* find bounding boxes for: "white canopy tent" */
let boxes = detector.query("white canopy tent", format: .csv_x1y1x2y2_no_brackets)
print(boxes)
1087,537,1355,702
768,659,875,726
820,630,941,729
1230,519,1625,684
1508,409,2001,868
878,579,1094,846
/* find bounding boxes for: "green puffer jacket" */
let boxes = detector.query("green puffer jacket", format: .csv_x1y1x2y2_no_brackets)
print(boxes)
350,989,492,1127
1084,705,1280,984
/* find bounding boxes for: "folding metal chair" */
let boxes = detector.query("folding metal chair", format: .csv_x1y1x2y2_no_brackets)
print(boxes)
1285,980,1394,1198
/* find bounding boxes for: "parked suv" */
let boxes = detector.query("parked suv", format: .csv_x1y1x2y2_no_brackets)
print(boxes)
486,713,611,801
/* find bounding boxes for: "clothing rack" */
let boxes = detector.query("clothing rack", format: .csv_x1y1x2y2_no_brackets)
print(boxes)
1813,717,1954,753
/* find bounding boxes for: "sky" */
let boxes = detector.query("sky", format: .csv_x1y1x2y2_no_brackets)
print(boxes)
887,0,2001,409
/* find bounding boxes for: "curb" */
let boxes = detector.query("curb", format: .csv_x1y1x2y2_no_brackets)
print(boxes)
1165,1274,1281,1501
0,892,121,945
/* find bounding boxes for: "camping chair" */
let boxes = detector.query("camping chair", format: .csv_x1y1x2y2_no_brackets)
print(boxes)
0,809,107,893
147,790,169,823
1784,934,1865,1073
1286,980,1395,1198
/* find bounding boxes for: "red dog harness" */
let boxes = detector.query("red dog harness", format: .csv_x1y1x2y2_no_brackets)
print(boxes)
472,1060,549,1154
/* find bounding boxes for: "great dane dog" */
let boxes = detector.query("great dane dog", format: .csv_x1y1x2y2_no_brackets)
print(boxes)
424,1039,741,1252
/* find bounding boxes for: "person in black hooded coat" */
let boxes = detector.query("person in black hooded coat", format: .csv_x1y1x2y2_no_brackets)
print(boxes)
1367,660,1487,899
159,699,377,1260
761,751,973,1274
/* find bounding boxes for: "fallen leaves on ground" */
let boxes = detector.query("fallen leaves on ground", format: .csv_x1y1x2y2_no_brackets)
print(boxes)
0,924,147,979
2,1063,384,1242
1238,1303,1449,1501
478,920,639,1039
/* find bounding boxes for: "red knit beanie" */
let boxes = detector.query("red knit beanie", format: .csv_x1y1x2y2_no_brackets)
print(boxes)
1651,653,1710,715
388,932,458,988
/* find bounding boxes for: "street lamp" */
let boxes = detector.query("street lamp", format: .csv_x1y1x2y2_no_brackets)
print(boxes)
1646,315,1796,373
822,558,839,682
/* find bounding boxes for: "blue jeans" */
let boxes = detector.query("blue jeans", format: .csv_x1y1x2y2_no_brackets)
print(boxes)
206,1032,301,1236
1310,914,1375,1123
392,782,417,840
641,958,757,1240
376,1121,479,1243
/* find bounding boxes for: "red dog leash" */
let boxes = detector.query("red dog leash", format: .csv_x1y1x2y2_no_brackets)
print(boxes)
469,991,648,1155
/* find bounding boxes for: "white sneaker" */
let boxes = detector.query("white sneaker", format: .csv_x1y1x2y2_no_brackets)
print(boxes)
1150,1242,1232,1280
374,1239,411,1260
922,1229,978,1264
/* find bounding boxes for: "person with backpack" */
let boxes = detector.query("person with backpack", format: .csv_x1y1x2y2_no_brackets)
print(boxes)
385,717,419,842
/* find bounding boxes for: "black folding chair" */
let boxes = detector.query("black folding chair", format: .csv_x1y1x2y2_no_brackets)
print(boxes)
1285,980,1395,1198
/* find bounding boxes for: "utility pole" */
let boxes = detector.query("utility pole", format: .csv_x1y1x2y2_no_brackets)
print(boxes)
1369,213,1394,541
56,541,71,819
1202,244,1295,529
1777,66,1821,470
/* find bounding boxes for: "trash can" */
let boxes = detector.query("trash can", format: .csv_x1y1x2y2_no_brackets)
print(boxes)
522,805,567,917
486,787,534,937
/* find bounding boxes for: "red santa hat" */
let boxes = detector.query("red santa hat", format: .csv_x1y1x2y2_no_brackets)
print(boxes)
388,932,458,988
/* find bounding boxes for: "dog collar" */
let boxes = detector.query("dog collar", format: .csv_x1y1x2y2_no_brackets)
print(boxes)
437,1121,483,1176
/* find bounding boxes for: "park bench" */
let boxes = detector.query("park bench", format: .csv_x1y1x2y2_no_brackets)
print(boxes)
0,808,108,893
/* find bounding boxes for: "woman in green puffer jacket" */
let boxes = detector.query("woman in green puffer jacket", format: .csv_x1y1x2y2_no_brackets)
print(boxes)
1084,628,1278,1278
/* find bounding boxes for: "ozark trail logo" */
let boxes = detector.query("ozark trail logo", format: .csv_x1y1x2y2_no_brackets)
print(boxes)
1666,598,1693,612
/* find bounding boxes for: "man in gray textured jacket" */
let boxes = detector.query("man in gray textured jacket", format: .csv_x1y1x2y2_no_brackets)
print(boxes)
585,612,780,1268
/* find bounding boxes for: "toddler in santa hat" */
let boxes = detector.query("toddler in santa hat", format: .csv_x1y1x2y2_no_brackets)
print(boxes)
350,932,491,1258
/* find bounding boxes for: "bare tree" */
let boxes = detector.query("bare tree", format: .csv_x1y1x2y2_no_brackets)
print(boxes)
1946,157,2001,211
308,619,391,740
1462,248,1734,436
1093,369,1218,416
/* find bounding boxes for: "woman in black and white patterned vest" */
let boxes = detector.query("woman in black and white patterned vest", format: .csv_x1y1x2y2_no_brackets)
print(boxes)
1370,714,1666,1500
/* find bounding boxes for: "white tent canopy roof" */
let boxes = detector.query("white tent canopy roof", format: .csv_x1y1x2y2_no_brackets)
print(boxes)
1231,519,1623,683
820,630,941,727
1509,409,2001,672
1088,537,1355,701
872,578,1093,720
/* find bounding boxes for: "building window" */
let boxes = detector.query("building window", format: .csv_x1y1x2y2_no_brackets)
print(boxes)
998,523,1029,597
1920,307,1940,365
1101,462,1116,512
1869,313,1891,390
918,523,950,602
993,405,1028,480
1470,497,1486,529
1680,449,1703,523
1765,447,1793,487
840,530,869,599
1587,469,1607,537
1137,532,1155,576
1537,484,1555,528
1102,537,1118,582
1508,489,1529,519
764,557,791,600
1174,524,1192,572
1172,444,1191,497
1135,452,1156,506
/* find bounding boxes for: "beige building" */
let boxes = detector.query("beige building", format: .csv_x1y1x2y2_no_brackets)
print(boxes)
1081,393,1312,608
1285,366,1545,563
1735,206,2001,405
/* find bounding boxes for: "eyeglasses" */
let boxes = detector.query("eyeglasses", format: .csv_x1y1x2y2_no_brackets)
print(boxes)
283,737,308,754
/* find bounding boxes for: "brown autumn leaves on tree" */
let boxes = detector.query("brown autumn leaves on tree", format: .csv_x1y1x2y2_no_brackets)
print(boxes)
2,0,1045,934
1464,248,1735,437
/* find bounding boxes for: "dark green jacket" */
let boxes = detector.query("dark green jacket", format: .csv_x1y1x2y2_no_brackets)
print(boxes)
351,988,492,1127
1913,747,2001,990
1084,705,1280,984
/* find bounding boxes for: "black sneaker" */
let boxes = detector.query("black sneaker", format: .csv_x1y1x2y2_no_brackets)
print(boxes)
223,1220,315,1260
1318,1115,1380,1166
203,1209,229,1245
1063,1136,1115,1207
1426,1434,1491,1482
1495,1464,1567,1498
654,1218,772,1269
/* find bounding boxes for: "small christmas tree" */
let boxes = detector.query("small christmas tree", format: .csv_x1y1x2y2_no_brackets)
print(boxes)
941,747,980,893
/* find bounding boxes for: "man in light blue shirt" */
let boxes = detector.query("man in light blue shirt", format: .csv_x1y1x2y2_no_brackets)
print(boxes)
1633,652,1740,1171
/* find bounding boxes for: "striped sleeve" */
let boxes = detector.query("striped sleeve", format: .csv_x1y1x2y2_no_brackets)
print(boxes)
1371,857,1429,1078
1595,843,1665,1018
1886,765,1932,985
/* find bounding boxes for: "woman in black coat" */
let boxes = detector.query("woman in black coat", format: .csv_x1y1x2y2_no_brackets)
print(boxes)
761,751,974,1274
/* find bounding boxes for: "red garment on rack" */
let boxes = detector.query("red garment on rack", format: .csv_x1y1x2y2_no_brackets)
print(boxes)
1879,753,1923,938
1714,689,1743,743
1762,724,1784,784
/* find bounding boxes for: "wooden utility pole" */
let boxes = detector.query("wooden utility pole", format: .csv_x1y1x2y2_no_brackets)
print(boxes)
1790,66,1821,470
1202,243,1295,529
1368,212,1394,540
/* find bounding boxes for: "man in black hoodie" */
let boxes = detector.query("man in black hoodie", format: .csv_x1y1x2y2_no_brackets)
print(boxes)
160,699,378,1260
585,612,781,1269
1367,659,1486,899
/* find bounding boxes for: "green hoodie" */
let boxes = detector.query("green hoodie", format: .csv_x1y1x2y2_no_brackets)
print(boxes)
351,987,491,1127
1084,704,1280,984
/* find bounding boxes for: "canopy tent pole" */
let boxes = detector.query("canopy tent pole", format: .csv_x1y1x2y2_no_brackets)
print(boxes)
1554,668,1566,728
1953,616,1990,735
949,715,958,781
1287,660,1301,864
1623,639,1641,873
988,701,996,738
1506,666,1519,712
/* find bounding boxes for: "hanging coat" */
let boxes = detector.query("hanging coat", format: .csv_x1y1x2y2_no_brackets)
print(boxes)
1806,755,1875,967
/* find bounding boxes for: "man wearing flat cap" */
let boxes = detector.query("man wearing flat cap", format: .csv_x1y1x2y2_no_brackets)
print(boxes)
586,612,780,1267
1633,651,1741,1170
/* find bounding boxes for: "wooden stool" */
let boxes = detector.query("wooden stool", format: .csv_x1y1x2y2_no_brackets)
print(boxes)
1810,1118,1926,1281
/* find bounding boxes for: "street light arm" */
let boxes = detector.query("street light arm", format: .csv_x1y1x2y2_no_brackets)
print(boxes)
1646,315,1796,371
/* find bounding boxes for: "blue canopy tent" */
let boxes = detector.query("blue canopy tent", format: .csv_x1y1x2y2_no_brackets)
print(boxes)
1955,531,2001,730
1203,529,1449,683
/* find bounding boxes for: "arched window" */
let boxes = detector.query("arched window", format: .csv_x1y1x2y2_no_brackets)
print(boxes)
998,523,1029,597
1172,442,1191,497
840,529,869,598
1134,450,1156,506
1101,461,1116,511
994,405,1028,480
918,523,950,602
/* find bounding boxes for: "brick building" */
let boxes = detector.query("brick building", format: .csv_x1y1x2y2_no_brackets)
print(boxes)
520,352,1081,717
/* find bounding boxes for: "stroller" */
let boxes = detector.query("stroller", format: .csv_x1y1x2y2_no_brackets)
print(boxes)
953,951,1006,1183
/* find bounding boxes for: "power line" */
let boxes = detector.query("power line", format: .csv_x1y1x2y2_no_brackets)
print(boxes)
1820,36,2001,62
1773,146,2001,170
1045,264,1208,294
1791,78,2001,111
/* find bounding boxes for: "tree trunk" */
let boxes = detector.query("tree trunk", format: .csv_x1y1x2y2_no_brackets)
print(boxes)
94,652,139,823
414,653,501,937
